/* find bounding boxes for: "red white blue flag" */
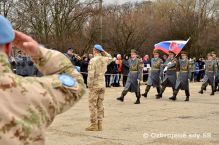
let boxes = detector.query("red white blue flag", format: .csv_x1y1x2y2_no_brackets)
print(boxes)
154,38,190,55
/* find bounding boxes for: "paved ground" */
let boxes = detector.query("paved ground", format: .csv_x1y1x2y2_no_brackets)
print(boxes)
46,82,219,145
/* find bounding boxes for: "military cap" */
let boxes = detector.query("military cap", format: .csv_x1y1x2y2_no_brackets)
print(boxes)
211,51,216,55
131,49,137,54
0,15,15,45
181,51,188,55
207,53,213,57
94,44,104,52
68,47,74,51
168,50,175,55
153,50,160,54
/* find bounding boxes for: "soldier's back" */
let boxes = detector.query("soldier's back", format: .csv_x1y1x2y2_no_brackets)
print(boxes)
89,55,108,88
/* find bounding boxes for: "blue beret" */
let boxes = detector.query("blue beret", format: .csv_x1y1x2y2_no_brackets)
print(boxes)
94,44,104,52
0,15,15,45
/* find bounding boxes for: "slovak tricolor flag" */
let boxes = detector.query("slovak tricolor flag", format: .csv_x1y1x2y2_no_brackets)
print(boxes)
154,38,190,55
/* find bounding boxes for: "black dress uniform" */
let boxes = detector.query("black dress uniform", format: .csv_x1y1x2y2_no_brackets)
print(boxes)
142,50,163,98
117,49,143,104
199,53,217,95
156,51,177,99
169,51,190,101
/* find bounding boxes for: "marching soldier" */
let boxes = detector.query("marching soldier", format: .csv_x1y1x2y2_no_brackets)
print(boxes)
169,51,190,101
199,53,217,95
212,51,219,92
188,57,195,82
156,51,178,99
117,49,143,104
142,50,163,98
0,15,85,145
86,44,112,131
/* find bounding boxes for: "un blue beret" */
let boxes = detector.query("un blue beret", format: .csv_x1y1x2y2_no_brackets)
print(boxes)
0,15,15,45
94,44,104,52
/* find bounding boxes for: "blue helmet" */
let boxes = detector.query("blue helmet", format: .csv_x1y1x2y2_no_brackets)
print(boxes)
94,44,104,52
0,15,15,45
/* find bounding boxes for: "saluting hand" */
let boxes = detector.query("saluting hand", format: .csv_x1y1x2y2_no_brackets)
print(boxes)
12,30,40,57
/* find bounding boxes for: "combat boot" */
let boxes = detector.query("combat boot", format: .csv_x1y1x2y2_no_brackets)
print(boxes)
169,89,178,101
117,90,128,102
169,95,176,101
184,90,190,101
142,85,150,98
156,87,165,99
184,96,189,101
141,92,148,98
156,93,162,99
98,120,103,131
134,92,141,104
155,87,161,97
134,98,140,104
210,86,215,96
116,96,124,102
198,90,203,94
214,83,218,92
85,123,98,131
198,86,204,94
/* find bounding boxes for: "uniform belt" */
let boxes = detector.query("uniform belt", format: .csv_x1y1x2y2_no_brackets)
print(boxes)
180,71,188,72
130,71,138,72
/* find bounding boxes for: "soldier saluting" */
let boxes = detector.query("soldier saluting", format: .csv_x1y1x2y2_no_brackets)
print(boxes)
117,49,143,104
169,51,190,101
199,53,217,95
156,51,178,99
86,44,112,131
142,50,163,98
0,15,85,145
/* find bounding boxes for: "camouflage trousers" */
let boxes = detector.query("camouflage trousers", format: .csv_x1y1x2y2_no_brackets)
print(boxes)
88,88,105,123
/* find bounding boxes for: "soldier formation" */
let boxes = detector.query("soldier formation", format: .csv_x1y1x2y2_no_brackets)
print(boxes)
141,50,218,103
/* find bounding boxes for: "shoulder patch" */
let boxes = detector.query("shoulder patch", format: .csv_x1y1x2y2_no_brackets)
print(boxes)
59,74,76,87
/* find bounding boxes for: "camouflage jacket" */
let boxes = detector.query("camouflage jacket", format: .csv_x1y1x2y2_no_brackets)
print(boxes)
0,46,85,145
88,52,112,89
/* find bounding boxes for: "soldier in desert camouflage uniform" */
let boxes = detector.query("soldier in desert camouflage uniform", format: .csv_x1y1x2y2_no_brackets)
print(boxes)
86,44,112,131
0,15,85,145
